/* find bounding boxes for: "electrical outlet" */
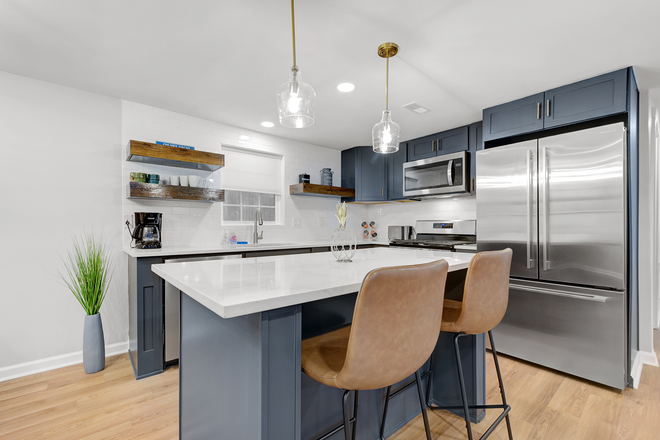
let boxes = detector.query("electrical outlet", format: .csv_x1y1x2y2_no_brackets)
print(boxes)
377,208,384,216
293,217,302,228
318,217,325,227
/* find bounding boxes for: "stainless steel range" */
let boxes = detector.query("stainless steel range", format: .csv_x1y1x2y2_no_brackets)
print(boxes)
388,220,477,253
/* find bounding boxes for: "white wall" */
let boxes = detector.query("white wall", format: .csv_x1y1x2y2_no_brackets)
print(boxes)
368,196,476,230
638,90,660,356
0,71,125,375
121,101,369,247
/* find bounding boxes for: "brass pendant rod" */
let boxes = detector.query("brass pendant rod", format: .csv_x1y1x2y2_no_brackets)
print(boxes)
291,0,297,68
385,57,389,110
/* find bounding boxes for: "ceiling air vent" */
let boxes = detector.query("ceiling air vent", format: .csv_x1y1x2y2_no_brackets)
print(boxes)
402,102,431,114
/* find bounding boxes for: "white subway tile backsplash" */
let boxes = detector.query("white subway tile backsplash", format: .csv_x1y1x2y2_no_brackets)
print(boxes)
122,100,353,247
172,207,190,215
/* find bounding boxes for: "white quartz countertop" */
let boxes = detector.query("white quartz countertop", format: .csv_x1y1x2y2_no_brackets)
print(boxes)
124,239,389,258
152,247,473,319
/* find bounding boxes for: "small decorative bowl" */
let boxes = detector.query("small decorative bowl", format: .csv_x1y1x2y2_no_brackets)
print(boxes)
146,174,160,184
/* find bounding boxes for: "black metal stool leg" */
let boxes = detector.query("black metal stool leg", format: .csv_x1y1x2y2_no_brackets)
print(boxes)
488,331,513,440
342,390,352,440
427,332,513,440
426,355,434,407
415,370,433,440
380,385,392,440
352,390,360,440
453,333,474,440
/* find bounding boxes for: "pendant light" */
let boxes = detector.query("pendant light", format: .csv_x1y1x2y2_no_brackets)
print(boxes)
372,42,400,154
277,0,316,128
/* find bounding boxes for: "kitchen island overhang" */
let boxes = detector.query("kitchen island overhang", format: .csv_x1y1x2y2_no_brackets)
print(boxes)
152,247,484,440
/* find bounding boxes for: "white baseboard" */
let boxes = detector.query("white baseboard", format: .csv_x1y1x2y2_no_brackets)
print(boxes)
630,349,659,389
0,341,129,383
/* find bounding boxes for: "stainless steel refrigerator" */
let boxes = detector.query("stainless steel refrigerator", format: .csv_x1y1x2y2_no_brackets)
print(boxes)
476,121,628,389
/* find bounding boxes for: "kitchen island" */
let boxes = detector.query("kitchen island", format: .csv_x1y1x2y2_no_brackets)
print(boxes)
152,247,485,440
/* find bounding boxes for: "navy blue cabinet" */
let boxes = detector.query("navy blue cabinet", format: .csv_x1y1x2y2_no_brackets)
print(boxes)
482,93,544,142
483,68,629,142
468,121,483,194
387,144,408,201
544,69,628,129
407,134,436,161
128,256,164,380
343,124,477,202
341,146,387,202
407,126,469,161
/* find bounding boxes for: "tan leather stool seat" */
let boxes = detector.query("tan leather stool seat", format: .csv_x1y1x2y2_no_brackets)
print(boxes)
440,299,463,331
301,260,449,440
302,325,351,389
441,250,513,335
434,248,514,440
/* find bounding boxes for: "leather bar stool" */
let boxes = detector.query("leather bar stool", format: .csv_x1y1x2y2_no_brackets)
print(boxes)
301,260,449,440
432,248,514,440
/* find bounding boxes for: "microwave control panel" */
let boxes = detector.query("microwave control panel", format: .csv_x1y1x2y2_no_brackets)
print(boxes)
454,159,462,185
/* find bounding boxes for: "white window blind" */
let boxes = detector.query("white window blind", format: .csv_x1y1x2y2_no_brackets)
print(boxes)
221,146,283,194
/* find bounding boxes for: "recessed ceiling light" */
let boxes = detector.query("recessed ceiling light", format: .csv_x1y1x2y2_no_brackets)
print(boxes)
337,83,355,92
261,122,275,128
240,135,250,140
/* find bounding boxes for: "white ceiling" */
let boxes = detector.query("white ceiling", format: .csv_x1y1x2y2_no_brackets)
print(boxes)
2,0,660,150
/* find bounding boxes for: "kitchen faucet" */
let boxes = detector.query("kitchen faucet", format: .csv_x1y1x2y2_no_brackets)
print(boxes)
253,209,263,244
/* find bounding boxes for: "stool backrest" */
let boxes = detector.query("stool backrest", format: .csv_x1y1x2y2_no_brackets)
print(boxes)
335,259,449,391
456,248,513,335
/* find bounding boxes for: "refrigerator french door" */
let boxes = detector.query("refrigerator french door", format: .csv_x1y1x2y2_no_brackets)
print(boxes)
477,122,628,389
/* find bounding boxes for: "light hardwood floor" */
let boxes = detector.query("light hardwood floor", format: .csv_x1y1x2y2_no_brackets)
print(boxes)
1,332,659,440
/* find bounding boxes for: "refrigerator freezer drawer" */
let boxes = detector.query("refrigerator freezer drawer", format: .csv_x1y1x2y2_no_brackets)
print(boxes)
492,280,626,389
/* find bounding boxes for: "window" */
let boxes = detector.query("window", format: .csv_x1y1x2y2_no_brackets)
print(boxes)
223,190,277,222
221,146,283,224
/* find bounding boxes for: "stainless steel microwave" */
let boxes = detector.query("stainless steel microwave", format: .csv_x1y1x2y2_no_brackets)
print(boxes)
402,151,469,198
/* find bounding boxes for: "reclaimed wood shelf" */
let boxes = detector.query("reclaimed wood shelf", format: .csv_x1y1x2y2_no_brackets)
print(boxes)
289,183,355,198
126,140,225,171
127,182,224,203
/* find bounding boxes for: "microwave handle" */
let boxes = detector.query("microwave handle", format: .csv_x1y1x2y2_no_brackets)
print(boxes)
446,159,453,186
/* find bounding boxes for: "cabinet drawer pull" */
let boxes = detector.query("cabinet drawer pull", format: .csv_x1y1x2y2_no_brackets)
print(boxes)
546,99,551,117
537,102,541,120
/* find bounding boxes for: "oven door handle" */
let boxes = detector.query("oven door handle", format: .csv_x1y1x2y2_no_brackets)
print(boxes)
446,159,454,186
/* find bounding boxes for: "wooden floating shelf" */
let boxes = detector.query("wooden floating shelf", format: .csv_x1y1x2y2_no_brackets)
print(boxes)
126,140,225,171
127,182,224,203
289,183,355,198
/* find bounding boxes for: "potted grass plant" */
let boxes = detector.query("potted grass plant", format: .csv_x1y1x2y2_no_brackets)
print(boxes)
59,233,113,374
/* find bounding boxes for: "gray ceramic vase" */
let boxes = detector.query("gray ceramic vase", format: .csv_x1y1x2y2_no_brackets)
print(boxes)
83,313,105,374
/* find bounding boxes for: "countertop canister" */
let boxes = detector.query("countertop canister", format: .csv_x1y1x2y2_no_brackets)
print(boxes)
320,168,333,186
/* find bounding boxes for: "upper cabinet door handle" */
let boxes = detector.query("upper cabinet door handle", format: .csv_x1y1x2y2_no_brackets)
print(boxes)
537,102,541,120
546,99,551,117
431,140,435,151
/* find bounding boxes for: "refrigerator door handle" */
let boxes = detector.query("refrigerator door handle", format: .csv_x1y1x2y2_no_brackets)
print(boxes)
541,146,549,271
526,149,534,269
512,284,608,303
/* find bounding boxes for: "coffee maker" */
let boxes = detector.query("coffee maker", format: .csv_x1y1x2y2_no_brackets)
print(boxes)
128,212,162,249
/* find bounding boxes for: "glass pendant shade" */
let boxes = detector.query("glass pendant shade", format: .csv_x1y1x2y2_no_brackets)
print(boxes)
372,110,400,154
277,68,316,128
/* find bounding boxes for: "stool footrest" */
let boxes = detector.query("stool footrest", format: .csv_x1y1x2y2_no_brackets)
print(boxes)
430,404,511,440
430,404,509,411
317,416,357,440
388,369,431,399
